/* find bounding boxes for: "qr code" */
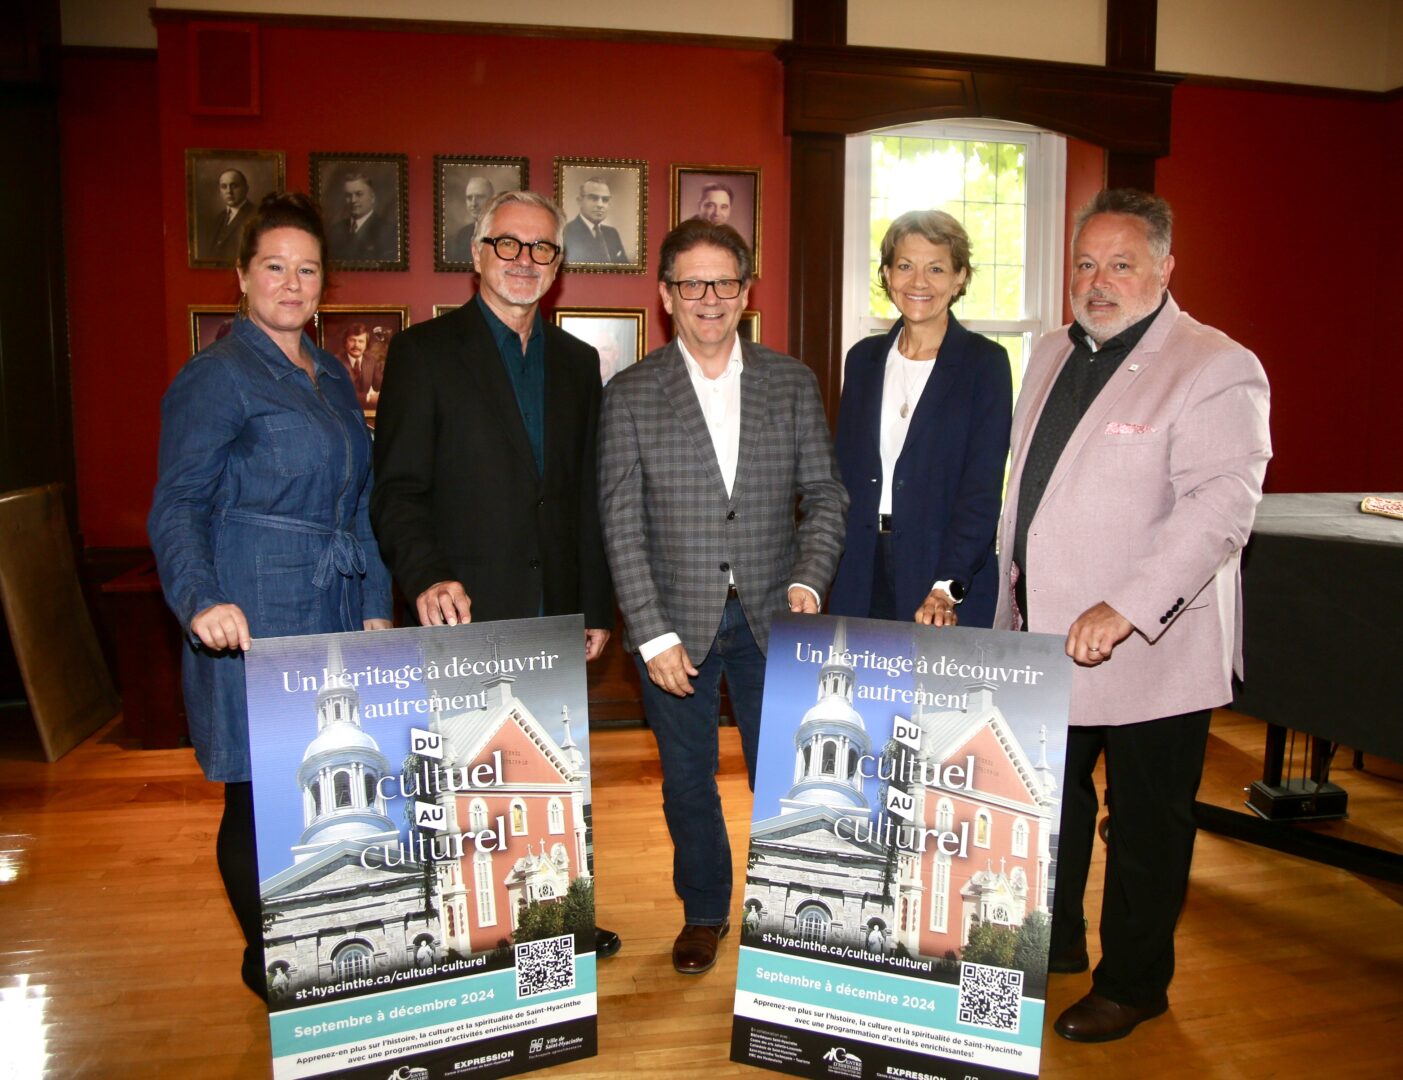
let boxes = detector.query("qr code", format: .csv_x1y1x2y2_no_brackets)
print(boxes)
514,933,576,998
957,961,1023,1032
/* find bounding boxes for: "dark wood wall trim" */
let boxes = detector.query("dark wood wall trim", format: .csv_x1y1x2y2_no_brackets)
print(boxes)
150,7,781,52
1106,0,1157,70
778,40,1179,400
793,0,846,47
1178,70,1398,102
778,43,1178,153
787,134,847,428
60,45,159,59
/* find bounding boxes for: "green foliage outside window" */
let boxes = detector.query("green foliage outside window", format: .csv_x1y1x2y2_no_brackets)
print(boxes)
868,134,1029,327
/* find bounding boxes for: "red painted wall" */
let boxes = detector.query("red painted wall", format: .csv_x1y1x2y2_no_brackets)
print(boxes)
61,52,165,548
1158,83,1403,493
153,21,791,380
1063,137,1105,325
62,33,1402,548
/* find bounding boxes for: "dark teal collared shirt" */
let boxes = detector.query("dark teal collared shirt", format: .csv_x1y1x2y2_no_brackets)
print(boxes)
476,294,545,475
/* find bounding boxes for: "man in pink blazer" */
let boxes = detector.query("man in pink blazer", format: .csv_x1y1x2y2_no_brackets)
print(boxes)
994,190,1270,1042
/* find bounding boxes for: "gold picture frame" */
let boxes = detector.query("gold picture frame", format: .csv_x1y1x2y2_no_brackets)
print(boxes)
738,309,761,345
669,164,762,278
185,149,285,269
434,155,529,272
317,305,411,422
553,306,648,384
188,305,239,353
311,153,409,272
554,157,648,275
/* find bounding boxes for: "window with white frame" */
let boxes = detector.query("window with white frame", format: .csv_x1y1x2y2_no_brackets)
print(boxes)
936,797,954,833
474,852,496,926
974,808,992,848
333,941,373,980
843,120,1066,396
1012,816,1029,858
930,853,951,934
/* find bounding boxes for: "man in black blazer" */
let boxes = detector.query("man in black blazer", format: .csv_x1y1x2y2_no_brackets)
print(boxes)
370,190,620,958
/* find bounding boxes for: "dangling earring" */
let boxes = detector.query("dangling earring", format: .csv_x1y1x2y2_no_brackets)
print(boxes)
238,291,250,318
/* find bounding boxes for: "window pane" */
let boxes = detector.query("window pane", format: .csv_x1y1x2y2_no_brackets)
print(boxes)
996,202,1026,267
958,266,994,320
964,142,996,202
996,142,1026,203
993,265,1023,321
992,333,1029,398
868,130,1029,323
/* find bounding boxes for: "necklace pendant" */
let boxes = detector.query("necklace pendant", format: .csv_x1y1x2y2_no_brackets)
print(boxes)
899,402,910,419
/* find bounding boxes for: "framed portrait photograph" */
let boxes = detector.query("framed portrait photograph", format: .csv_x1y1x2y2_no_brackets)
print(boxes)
435,156,529,272
185,149,285,268
317,305,410,418
553,307,647,385
670,165,762,277
554,157,647,274
188,305,239,353
432,304,461,318
738,309,761,345
311,153,408,272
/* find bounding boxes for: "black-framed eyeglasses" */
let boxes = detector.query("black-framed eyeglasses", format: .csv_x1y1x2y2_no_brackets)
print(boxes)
667,278,744,301
479,235,562,265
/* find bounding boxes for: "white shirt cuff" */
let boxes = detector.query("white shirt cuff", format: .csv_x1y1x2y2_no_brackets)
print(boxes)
639,632,682,663
789,583,821,609
930,579,959,604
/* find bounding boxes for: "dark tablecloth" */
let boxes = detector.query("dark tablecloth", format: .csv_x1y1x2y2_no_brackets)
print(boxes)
1233,493,1403,762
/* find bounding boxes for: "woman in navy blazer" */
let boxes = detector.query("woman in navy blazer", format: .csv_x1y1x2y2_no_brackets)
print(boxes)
829,210,1012,628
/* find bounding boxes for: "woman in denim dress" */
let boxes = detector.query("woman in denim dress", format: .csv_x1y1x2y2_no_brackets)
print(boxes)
149,193,393,998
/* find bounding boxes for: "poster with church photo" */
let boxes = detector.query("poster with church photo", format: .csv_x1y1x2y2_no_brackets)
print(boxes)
731,614,1072,1080
244,615,598,1080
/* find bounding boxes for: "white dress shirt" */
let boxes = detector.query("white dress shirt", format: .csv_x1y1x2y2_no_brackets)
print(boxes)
877,335,959,605
879,337,937,516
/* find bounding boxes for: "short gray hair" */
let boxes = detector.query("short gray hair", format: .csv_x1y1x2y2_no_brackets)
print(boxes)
474,190,567,249
1073,189,1173,262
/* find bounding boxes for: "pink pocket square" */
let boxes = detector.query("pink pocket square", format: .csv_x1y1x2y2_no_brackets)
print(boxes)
1104,421,1155,435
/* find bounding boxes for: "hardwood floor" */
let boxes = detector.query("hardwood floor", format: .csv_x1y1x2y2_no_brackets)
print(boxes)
0,709,1399,1078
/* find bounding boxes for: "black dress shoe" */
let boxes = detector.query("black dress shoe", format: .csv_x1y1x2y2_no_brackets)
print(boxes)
1054,992,1167,1042
672,919,729,975
594,926,622,958
1046,932,1089,974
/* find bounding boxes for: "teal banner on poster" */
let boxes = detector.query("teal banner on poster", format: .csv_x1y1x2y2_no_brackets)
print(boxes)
731,614,1071,1080
246,615,598,1079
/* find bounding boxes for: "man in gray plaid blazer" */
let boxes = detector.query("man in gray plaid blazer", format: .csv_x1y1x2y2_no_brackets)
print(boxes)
598,219,848,974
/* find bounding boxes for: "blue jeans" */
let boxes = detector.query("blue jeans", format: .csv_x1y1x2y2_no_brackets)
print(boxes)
634,596,766,925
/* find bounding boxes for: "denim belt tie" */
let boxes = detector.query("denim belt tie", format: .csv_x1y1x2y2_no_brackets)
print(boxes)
221,509,366,626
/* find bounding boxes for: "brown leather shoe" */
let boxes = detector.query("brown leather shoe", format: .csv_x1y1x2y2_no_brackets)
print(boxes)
1054,992,1167,1042
672,920,730,975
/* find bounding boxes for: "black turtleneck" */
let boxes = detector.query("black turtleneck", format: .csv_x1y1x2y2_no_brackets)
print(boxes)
1012,295,1166,619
